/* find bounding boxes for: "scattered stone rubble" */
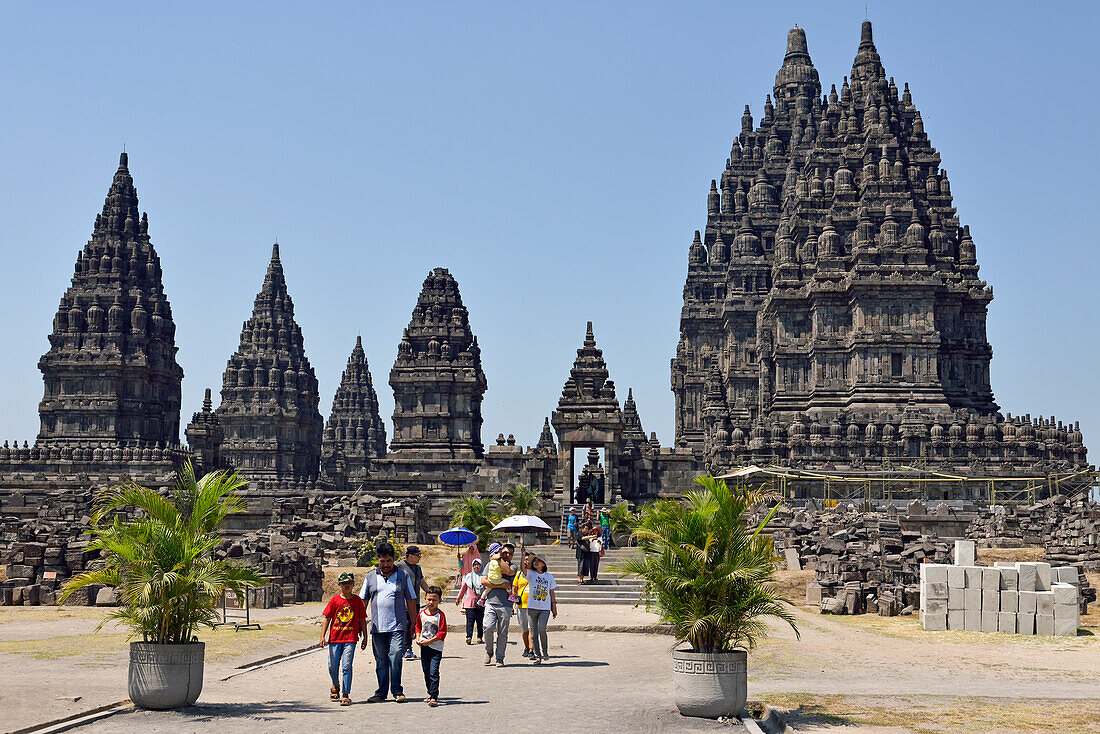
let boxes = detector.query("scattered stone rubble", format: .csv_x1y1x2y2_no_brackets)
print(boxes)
768,501,1095,618
920,540,1081,635
966,494,1100,571
773,503,953,616
1,486,429,607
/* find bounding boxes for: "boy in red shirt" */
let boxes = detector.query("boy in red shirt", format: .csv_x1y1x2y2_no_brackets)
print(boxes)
321,571,369,706
414,585,447,707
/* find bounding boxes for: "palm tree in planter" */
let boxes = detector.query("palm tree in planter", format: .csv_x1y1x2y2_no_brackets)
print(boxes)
617,475,798,719
59,462,265,710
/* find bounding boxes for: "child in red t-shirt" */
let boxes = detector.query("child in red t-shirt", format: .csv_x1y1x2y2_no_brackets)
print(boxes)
321,571,369,706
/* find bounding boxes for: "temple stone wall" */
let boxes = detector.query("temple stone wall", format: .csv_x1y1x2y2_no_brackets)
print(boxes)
671,22,1089,479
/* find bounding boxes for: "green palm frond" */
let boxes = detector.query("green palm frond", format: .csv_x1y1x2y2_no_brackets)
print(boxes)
610,474,798,653
449,495,501,551
59,460,265,644
500,484,541,516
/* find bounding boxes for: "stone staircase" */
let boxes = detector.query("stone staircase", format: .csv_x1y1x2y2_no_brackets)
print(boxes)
447,543,646,605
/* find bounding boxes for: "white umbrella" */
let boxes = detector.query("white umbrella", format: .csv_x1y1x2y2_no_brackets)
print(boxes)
492,515,553,534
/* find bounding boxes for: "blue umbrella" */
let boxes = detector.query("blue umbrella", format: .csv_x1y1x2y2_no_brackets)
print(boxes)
438,526,479,547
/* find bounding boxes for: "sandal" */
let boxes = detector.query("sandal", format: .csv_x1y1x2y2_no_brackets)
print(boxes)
428,698,438,707
340,696,351,706
330,685,339,701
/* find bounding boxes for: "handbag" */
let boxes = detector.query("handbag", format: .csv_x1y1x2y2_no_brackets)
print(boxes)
599,547,606,557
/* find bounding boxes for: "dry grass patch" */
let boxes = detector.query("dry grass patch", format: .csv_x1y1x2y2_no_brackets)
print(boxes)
825,608,1099,645
760,692,1100,734
976,546,1045,564
0,620,320,663
773,569,815,607
321,543,462,598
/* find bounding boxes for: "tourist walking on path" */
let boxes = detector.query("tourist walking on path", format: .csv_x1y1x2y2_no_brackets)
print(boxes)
525,554,557,664
513,552,534,659
397,545,430,660
457,544,480,589
566,509,578,549
359,542,418,703
575,524,591,584
585,524,602,583
320,571,369,706
455,557,485,644
480,542,516,666
414,586,447,707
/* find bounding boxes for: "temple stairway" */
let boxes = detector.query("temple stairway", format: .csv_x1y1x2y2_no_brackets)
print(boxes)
446,543,645,605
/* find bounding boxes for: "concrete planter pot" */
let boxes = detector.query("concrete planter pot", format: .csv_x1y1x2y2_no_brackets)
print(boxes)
128,641,205,710
611,531,632,547
672,648,747,719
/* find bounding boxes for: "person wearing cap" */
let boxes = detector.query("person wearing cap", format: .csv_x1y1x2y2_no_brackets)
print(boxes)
320,571,369,706
524,553,558,664
480,542,516,666
397,546,430,661
455,556,485,644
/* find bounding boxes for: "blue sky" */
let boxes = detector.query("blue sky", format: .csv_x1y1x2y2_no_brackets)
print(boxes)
1,2,1096,451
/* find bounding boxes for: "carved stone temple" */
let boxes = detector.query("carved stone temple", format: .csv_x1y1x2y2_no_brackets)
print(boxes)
38,153,184,450
214,244,324,487
670,22,1089,478
320,336,387,490
0,22,1090,532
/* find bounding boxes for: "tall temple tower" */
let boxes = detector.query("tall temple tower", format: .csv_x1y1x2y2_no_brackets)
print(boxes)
321,335,387,484
388,268,487,459
216,244,323,483
37,153,184,448
671,23,1086,474
551,322,624,502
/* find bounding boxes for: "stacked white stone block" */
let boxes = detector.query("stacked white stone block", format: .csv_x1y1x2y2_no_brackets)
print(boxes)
919,540,1079,636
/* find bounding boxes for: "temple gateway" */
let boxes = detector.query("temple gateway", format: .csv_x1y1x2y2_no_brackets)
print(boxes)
0,22,1091,539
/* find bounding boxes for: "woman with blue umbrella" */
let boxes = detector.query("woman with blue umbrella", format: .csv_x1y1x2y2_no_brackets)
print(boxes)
438,527,480,591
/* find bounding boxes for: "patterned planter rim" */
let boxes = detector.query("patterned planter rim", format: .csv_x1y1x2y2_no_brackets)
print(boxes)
129,641,205,665
672,647,748,674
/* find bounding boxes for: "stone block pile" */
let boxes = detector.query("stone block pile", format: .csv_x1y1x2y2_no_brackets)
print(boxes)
967,494,1100,573
773,504,953,616
0,483,430,606
920,540,1080,635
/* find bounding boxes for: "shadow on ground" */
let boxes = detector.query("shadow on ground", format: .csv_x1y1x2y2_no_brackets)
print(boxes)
114,700,331,723
777,704,867,730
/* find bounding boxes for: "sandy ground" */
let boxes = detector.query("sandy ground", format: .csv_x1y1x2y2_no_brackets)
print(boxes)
1,565,1098,733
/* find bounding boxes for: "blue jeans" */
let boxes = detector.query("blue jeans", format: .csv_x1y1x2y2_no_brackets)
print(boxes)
371,630,405,697
602,526,610,547
420,646,441,698
328,642,356,695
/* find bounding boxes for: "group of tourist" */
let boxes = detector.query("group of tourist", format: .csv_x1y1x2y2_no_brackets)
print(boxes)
319,539,558,707
568,499,609,584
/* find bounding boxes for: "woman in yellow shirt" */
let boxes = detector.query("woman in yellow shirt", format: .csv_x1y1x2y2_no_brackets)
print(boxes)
513,552,534,659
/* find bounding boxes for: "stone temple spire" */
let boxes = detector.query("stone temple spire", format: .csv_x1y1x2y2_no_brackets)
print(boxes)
389,268,487,459
851,19,884,80
185,388,224,476
216,244,323,484
773,24,821,102
38,152,183,448
321,335,387,483
536,417,556,451
621,388,648,445
559,321,618,409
